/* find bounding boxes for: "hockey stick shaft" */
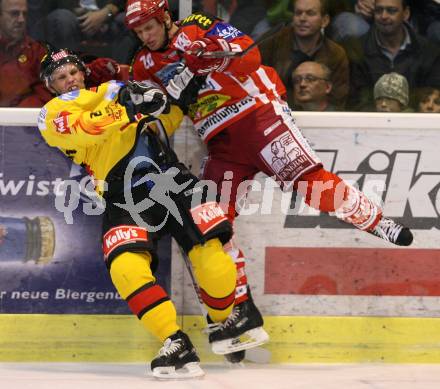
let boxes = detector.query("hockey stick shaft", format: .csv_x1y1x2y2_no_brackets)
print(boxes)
178,246,209,316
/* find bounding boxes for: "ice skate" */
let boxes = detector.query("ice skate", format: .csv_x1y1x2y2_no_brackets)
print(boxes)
208,289,269,355
150,330,204,379
369,217,413,246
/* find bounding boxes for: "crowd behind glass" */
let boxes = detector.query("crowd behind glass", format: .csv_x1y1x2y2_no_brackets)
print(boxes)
1,0,439,113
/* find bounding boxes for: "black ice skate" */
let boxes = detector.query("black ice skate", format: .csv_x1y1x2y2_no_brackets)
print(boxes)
369,217,413,246
150,330,204,379
208,289,269,355
206,315,246,363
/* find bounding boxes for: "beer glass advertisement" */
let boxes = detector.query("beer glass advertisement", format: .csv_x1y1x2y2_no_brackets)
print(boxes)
0,126,171,313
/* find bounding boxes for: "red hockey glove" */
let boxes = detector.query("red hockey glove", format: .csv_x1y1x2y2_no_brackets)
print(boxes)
86,58,121,85
182,36,232,75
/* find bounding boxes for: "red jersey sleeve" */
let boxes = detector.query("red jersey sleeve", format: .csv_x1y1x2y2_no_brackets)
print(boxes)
176,13,261,77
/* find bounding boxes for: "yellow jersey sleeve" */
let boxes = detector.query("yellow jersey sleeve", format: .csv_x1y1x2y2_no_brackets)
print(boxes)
38,81,132,150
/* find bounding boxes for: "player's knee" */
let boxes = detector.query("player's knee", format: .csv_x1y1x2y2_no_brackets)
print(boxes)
109,251,155,298
189,238,236,279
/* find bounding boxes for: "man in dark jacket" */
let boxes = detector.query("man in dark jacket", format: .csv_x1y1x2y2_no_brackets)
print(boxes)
259,0,349,109
345,0,440,110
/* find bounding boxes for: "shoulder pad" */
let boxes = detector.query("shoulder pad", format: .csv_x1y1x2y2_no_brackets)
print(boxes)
180,12,218,30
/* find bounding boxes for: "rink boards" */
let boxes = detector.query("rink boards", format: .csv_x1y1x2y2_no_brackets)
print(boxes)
1,110,439,363
1,314,440,363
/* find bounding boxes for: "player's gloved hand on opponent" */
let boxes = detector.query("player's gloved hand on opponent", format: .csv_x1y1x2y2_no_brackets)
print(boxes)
182,36,232,75
118,80,170,121
86,58,121,85
166,66,206,114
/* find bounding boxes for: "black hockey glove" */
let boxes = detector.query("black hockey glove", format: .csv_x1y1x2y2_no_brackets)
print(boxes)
165,66,204,114
118,80,170,121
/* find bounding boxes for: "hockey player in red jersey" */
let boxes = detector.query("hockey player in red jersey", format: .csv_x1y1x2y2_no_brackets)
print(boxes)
124,0,414,361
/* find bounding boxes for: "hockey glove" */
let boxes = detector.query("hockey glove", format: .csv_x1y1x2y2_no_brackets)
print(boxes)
118,81,170,121
86,58,121,85
166,66,195,100
166,67,205,114
182,36,232,75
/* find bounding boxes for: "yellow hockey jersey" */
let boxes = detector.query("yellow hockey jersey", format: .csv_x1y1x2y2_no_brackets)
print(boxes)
37,81,183,195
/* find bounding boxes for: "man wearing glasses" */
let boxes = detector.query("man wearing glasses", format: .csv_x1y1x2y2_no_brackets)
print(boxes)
291,61,336,111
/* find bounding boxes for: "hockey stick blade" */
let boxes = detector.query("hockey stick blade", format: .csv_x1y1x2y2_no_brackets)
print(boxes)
201,22,286,59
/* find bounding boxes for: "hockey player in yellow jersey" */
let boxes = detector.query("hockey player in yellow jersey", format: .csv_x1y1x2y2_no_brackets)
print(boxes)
37,49,240,379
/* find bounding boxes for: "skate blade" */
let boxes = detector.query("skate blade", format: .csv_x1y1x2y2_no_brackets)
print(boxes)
211,327,269,355
151,362,205,380
244,347,272,364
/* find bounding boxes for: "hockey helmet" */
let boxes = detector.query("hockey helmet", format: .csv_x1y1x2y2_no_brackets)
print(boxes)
40,48,86,87
125,0,169,29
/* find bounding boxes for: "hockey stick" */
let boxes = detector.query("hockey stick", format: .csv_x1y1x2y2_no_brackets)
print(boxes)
177,246,271,364
200,22,286,59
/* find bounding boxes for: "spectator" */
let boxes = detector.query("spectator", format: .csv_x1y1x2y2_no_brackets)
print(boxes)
292,61,336,111
0,0,52,107
373,72,411,112
416,87,440,113
259,0,349,109
44,1,126,57
345,0,440,111
331,0,373,42
410,0,440,45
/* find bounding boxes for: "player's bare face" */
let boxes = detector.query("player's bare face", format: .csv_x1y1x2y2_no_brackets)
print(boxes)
49,64,86,95
293,0,329,38
134,18,167,51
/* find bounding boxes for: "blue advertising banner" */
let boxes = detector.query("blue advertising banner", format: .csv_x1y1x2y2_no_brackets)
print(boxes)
0,126,171,313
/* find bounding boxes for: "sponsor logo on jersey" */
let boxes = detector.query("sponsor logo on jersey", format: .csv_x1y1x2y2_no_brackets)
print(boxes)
155,61,183,85
103,225,148,258
58,90,80,101
207,23,244,41
196,96,255,138
173,31,191,51
53,111,72,134
181,13,214,29
190,201,227,235
188,94,231,119
260,130,315,183
285,150,440,230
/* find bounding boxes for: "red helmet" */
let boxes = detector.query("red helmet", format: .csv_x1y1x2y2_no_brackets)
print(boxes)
125,0,169,29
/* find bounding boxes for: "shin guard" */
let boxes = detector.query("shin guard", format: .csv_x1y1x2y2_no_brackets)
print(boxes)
188,238,236,323
110,251,179,341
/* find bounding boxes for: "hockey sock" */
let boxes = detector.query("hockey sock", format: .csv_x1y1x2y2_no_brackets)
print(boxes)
188,238,236,323
109,251,179,342
224,239,249,304
297,167,381,230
